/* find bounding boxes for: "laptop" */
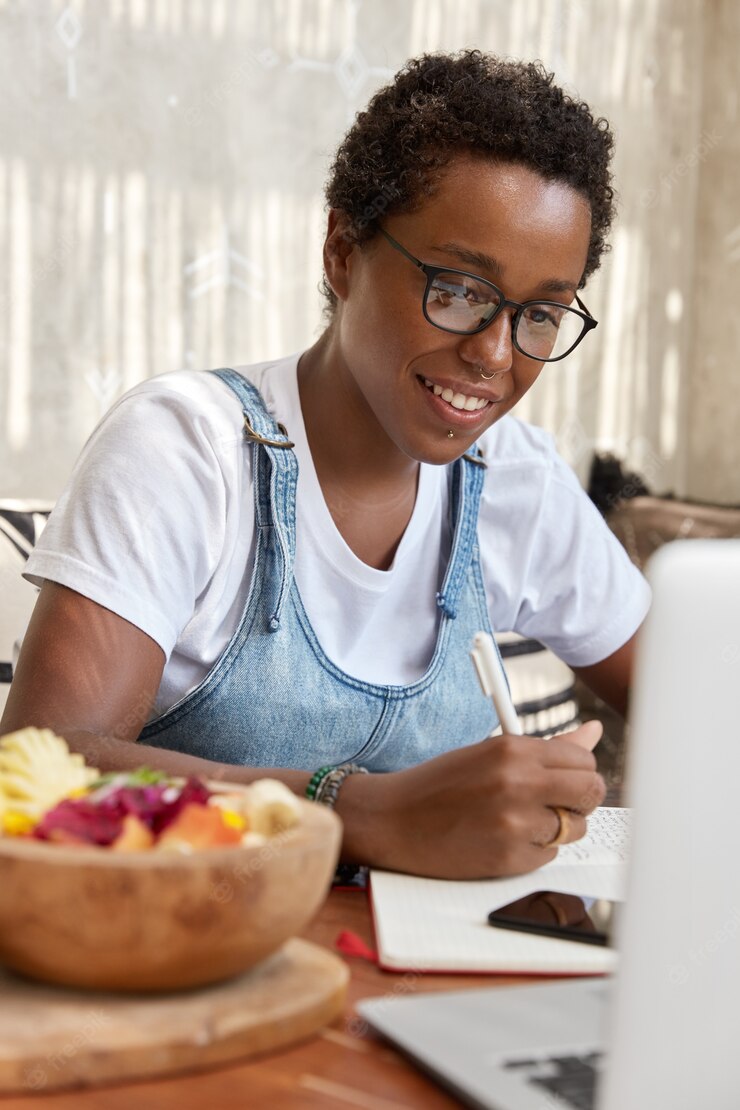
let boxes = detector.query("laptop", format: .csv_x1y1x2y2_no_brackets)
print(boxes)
357,539,740,1110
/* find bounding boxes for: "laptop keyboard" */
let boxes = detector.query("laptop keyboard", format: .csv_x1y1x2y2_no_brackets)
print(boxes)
503,1050,604,1109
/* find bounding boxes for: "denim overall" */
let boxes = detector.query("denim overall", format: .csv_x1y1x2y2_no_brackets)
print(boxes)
139,368,499,772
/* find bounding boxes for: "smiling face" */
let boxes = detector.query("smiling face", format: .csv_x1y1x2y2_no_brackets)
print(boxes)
322,155,593,466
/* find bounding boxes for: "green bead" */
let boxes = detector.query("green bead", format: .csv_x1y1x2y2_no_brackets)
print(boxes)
306,765,336,800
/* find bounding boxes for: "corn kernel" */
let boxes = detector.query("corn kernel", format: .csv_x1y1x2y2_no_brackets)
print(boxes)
2,811,36,836
220,809,247,832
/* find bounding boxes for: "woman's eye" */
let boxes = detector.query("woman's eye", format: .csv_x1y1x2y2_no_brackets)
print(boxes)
432,276,491,305
433,280,467,301
525,306,562,328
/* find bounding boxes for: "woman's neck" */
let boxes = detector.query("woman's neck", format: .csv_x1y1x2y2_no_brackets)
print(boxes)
297,327,420,492
297,329,422,571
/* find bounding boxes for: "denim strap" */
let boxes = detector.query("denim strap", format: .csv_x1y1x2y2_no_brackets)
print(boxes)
436,446,487,620
211,368,297,631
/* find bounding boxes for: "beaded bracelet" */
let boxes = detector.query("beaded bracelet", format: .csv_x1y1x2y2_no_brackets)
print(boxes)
305,765,335,801
305,762,368,809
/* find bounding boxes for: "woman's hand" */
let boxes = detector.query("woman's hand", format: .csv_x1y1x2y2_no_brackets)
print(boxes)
340,721,605,880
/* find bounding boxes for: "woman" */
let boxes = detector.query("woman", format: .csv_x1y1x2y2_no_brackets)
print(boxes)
2,52,650,879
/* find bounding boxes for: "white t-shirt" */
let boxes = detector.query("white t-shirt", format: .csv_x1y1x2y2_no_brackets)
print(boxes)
24,353,651,721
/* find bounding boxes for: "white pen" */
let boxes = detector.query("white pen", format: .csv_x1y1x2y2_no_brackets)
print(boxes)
470,631,523,736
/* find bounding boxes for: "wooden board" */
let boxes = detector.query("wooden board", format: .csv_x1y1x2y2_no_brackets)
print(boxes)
0,938,348,1094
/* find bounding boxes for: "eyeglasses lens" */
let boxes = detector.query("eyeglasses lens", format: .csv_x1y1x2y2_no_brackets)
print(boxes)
517,303,586,360
426,273,500,332
425,273,586,360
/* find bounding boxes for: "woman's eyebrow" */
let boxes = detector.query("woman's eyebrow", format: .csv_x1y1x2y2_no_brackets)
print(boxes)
432,241,504,280
538,277,579,295
432,241,578,296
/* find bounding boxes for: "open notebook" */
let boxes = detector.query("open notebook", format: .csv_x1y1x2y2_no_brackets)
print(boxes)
369,806,630,976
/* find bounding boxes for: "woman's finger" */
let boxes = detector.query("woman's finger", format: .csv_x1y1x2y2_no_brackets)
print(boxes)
539,734,601,771
538,768,606,814
529,806,588,849
563,719,603,751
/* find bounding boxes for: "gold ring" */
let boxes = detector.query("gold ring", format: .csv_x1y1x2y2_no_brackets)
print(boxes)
543,806,571,848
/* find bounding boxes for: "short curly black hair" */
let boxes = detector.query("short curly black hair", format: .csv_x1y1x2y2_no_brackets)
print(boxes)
322,50,615,309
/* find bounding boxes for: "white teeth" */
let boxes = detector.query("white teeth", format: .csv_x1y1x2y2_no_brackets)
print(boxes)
423,379,489,410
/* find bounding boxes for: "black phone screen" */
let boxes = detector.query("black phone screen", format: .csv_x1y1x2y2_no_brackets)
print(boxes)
487,890,617,946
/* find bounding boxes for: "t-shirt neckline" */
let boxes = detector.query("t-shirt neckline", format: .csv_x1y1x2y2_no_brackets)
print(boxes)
253,352,440,592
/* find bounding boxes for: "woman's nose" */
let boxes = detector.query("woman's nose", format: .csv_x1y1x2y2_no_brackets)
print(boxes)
457,309,515,377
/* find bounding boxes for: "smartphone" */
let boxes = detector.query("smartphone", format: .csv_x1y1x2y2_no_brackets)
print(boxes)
487,890,618,946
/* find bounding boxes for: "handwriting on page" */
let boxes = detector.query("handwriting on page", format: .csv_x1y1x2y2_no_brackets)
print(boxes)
556,807,631,865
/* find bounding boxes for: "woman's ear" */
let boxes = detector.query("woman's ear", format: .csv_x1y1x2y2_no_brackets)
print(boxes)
322,209,356,304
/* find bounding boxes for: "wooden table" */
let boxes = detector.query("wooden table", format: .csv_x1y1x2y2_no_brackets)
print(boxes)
0,886,526,1109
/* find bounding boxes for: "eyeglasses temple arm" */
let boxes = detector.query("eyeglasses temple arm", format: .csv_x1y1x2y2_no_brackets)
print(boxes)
575,293,596,322
378,227,426,273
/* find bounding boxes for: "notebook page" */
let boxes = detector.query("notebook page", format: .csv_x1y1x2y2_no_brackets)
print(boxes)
528,806,630,900
553,806,631,866
369,807,629,974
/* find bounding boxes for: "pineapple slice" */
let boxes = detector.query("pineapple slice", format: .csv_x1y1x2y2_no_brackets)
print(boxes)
0,728,99,825
241,779,302,837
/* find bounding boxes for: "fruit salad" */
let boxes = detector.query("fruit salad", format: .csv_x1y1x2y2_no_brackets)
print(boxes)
0,728,301,851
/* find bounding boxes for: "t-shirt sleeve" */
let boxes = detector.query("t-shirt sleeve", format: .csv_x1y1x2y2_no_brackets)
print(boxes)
511,457,651,666
23,383,230,660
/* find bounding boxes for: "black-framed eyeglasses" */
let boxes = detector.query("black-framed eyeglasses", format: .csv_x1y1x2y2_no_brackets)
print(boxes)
378,227,597,363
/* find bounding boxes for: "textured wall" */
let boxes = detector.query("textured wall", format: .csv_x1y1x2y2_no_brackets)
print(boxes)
0,0,737,503
687,0,740,504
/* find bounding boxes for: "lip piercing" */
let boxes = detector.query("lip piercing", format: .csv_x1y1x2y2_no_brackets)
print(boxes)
447,430,454,438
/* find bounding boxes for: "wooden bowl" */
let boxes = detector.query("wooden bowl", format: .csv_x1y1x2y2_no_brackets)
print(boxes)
0,793,341,992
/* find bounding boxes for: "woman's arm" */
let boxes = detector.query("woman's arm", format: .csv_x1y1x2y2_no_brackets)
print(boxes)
2,582,606,880
572,630,639,720
0,580,313,789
